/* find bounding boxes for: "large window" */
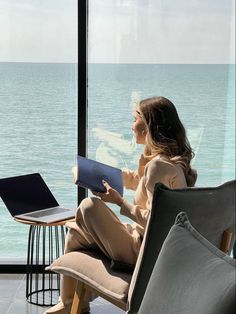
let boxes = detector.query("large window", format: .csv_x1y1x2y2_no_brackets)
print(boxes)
0,1,77,262
0,0,235,263
87,0,235,218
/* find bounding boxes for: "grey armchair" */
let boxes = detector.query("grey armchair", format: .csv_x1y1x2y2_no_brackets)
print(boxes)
128,180,235,313
47,180,235,314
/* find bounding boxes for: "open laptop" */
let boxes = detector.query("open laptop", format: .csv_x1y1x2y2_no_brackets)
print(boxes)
0,173,75,224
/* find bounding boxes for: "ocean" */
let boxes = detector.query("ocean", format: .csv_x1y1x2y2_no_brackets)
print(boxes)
0,62,235,261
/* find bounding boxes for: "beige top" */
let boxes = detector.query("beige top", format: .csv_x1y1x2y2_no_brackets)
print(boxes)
120,155,187,236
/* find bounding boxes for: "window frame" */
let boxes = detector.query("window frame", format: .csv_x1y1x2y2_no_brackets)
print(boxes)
77,0,88,204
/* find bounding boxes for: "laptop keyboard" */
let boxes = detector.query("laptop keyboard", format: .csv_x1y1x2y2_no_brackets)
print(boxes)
24,207,70,218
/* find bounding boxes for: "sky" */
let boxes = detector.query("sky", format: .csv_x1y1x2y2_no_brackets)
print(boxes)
0,0,78,63
0,0,235,63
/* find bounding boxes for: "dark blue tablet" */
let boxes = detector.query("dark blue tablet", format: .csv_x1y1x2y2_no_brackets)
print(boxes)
77,155,123,196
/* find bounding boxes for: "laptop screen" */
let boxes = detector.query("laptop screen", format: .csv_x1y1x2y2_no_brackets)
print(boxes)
0,173,59,216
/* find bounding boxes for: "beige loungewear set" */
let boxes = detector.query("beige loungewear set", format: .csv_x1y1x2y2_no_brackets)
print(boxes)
60,155,188,306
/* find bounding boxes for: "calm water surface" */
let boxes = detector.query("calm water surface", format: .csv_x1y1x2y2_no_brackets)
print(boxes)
0,63,235,260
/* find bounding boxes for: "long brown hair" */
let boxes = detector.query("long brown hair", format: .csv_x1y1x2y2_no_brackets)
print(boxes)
138,96,197,186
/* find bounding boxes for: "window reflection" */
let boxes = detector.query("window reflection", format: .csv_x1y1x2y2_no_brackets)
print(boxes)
88,0,235,219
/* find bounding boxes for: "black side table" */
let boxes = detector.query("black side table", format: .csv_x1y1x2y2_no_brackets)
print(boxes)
15,219,72,306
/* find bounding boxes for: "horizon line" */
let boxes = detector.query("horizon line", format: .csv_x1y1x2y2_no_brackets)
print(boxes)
0,61,235,65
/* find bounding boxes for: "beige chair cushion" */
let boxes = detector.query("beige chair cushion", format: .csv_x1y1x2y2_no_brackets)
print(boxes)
47,250,132,302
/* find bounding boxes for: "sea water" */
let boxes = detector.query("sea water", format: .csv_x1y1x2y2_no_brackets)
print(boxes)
0,63,235,260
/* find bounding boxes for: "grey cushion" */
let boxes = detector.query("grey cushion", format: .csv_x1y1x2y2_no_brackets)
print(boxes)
46,250,131,302
139,212,236,314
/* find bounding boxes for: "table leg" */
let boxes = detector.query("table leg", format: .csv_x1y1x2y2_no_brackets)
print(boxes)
26,225,67,306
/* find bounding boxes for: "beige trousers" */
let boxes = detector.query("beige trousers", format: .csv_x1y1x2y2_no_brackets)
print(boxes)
60,197,141,306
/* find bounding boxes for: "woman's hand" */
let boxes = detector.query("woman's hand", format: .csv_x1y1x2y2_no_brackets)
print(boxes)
92,180,124,206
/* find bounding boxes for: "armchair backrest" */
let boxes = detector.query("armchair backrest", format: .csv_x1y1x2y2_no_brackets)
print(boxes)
127,180,236,313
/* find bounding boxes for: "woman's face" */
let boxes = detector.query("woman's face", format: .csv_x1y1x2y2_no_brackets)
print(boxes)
132,111,147,144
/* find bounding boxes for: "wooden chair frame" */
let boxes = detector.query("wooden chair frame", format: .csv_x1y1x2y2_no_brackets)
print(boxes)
70,281,127,314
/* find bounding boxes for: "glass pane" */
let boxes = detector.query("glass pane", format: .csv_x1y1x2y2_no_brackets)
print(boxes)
88,0,235,220
0,1,78,262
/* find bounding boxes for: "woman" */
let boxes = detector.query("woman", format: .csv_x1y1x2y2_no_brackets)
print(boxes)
45,96,197,314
